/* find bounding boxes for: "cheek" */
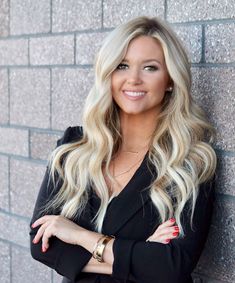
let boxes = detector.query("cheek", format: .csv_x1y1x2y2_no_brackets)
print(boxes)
111,73,124,92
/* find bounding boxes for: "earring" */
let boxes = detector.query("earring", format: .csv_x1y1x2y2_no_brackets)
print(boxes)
166,86,173,92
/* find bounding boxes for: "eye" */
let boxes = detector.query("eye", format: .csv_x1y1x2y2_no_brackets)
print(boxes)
144,65,158,71
116,63,129,70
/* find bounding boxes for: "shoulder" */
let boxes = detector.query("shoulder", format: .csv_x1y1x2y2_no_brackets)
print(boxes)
56,126,83,147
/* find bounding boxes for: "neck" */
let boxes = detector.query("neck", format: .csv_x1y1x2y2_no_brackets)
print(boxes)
119,112,158,152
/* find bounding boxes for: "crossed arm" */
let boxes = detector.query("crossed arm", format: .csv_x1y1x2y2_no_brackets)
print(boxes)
30,164,214,282
31,213,178,275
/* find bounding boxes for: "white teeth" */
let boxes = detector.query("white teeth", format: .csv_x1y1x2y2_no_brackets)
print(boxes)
124,91,146,97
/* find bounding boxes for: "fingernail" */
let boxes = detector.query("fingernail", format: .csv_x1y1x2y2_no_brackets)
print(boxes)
41,246,47,253
173,232,179,236
31,223,35,228
170,218,175,222
165,239,170,243
32,239,36,244
174,226,179,231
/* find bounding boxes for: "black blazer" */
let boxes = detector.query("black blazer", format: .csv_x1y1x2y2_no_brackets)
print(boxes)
30,126,215,283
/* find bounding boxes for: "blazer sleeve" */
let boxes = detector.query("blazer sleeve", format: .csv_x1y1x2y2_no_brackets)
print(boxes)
29,126,92,281
111,177,215,283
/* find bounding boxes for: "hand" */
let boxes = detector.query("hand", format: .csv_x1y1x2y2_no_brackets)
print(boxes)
31,215,86,252
146,218,179,244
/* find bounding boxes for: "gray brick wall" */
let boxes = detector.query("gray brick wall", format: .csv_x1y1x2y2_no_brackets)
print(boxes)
0,0,234,282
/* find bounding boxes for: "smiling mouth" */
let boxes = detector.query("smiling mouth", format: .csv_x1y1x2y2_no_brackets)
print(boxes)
123,91,146,97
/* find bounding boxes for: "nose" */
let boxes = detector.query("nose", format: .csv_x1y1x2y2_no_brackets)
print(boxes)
126,68,143,85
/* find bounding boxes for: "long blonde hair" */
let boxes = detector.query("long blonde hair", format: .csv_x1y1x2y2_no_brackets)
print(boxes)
48,16,217,235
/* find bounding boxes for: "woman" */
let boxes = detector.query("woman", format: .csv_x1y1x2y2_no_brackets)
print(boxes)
30,16,217,283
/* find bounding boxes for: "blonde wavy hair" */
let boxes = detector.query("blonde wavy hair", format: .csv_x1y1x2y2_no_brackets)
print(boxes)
47,16,217,235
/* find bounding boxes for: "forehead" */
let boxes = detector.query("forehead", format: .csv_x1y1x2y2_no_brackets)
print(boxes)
124,35,165,62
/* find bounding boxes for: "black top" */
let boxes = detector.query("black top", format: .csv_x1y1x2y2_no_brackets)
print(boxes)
30,126,215,283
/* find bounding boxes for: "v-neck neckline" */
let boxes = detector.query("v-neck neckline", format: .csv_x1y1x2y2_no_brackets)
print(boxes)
93,151,149,203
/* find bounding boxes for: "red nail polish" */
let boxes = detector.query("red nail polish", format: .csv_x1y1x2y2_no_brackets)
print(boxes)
170,218,175,222
165,239,170,243
174,226,179,231
173,232,179,236
31,223,35,228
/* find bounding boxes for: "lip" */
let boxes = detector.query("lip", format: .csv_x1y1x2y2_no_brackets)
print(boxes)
122,90,147,100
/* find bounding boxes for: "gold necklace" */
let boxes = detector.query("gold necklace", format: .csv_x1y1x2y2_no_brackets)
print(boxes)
112,153,147,178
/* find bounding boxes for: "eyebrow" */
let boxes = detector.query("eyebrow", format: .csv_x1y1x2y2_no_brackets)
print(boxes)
122,58,162,65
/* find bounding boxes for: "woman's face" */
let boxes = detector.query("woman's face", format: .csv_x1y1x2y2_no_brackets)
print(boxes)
111,35,171,118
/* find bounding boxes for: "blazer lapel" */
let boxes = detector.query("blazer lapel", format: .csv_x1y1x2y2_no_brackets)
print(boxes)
102,156,157,235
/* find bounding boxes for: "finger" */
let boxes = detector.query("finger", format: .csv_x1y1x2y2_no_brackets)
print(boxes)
150,224,179,240
146,226,180,243
32,215,54,228
33,222,50,244
158,225,179,236
158,218,176,230
156,230,180,243
42,227,53,252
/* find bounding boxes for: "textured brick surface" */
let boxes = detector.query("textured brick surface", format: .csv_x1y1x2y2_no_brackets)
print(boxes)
10,0,50,35
10,69,50,128
12,247,52,283
0,156,9,211
205,23,235,63
0,241,10,283
52,0,102,32
0,39,28,66
195,196,235,282
52,68,93,130
0,127,28,156
192,67,235,151
167,0,235,22
53,270,63,283
30,131,61,160
216,155,235,197
30,35,74,65
0,69,8,124
10,159,46,217
0,212,29,248
172,24,202,63
0,0,9,37
76,32,108,65
103,0,165,27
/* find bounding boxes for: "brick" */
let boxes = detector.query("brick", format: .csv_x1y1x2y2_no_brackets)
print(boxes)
205,23,235,63
30,35,74,65
0,156,9,211
10,159,46,217
167,0,235,22
103,0,165,28
12,247,51,283
0,241,10,283
0,0,9,37
0,69,8,124
172,25,202,63
10,0,50,35
0,127,28,156
53,270,63,283
0,212,29,248
195,196,235,282
52,68,93,130
0,39,28,66
52,0,102,32
76,32,108,65
192,275,225,283
191,67,235,151
30,131,61,160
10,69,50,128
216,155,235,197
